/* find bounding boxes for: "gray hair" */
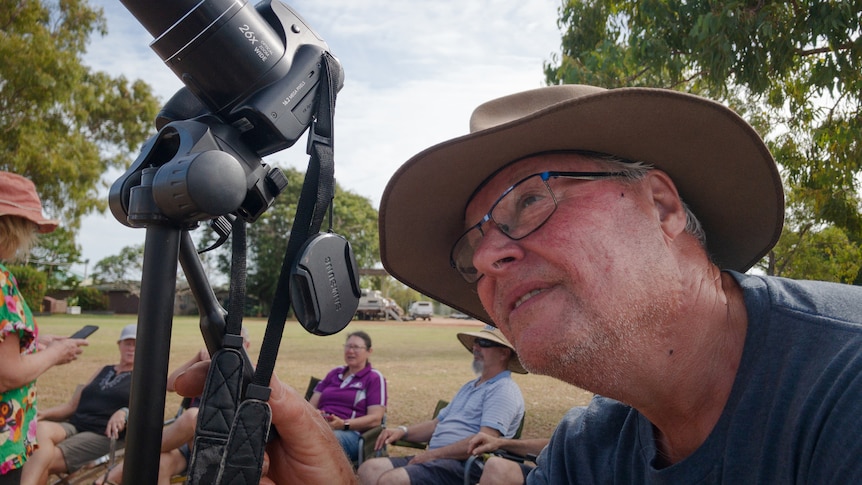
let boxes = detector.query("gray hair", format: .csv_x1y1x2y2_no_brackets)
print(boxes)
579,152,707,248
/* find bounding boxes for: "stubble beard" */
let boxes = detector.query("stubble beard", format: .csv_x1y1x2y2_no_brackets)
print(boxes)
520,283,681,397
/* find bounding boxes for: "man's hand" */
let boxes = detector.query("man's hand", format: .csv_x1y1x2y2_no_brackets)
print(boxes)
174,361,357,485
374,426,407,451
468,432,505,455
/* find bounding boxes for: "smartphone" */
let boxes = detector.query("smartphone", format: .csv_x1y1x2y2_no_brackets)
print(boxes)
70,325,99,339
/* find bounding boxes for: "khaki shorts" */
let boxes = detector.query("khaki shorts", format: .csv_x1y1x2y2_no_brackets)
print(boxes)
56,422,119,472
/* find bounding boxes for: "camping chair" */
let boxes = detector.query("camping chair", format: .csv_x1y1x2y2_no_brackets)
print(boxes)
389,399,449,451
462,415,529,485
49,396,194,485
462,448,537,485
305,376,387,467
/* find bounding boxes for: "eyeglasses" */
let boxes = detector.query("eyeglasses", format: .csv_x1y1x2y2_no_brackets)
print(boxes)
343,344,367,351
475,338,504,348
450,171,626,283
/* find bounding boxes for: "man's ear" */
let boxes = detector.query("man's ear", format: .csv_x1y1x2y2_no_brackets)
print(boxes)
646,170,687,239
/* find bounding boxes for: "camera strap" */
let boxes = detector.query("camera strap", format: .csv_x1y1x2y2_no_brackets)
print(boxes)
187,51,340,485
186,217,252,484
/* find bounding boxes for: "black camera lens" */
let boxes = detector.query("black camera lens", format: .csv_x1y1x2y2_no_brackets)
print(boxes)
122,0,288,112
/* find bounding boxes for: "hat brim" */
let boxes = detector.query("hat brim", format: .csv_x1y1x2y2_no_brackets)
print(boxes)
34,219,58,234
0,207,59,233
380,87,783,325
456,330,527,374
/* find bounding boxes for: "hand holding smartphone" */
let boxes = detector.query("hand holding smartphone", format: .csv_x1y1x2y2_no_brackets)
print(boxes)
70,325,99,339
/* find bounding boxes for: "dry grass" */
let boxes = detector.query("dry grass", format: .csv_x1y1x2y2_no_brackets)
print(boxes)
35,315,592,443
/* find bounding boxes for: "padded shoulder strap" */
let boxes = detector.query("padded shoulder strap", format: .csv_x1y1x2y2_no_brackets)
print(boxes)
186,348,245,485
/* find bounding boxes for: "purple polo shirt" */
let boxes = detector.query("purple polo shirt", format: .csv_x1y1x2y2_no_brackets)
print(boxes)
315,362,387,420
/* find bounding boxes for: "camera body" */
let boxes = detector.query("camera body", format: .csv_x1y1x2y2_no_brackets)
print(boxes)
148,0,342,157
110,0,344,226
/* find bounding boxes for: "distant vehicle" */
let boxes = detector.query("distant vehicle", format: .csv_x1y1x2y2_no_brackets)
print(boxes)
356,289,404,320
409,301,433,321
450,312,473,320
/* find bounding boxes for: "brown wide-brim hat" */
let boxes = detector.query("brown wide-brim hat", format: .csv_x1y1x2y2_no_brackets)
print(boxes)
456,325,527,374
379,85,784,325
0,172,59,233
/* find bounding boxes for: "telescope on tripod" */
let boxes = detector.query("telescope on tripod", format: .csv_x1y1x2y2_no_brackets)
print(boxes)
108,1,358,483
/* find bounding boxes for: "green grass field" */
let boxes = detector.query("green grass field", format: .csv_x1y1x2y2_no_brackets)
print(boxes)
35,314,592,442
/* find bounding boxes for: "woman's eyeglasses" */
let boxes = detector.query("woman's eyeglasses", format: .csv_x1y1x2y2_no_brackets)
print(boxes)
343,344,367,351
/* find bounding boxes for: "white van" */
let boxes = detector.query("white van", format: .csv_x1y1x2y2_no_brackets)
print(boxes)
409,301,433,320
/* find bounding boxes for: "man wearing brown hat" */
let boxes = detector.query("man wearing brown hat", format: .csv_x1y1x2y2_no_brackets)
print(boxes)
356,326,525,485
173,85,862,484
377,85,862,482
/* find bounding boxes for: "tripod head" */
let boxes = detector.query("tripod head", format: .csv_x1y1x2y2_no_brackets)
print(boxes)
109,0,344,227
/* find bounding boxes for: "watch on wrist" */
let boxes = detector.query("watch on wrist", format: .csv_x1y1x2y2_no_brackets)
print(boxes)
344,420,351,431
397,425,408,438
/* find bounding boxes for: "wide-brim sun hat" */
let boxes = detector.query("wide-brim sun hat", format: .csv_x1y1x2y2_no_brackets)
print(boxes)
379,85,784,325
0,172,59,233
457,325,527,374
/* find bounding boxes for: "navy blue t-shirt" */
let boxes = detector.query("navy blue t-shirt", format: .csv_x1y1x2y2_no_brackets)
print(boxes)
529,272,862,484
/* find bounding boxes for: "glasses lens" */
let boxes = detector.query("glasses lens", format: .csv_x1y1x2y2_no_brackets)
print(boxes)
475,338,501,348
451,230,483,283
493,175,556,239
344,344,366,351
451,174,556,283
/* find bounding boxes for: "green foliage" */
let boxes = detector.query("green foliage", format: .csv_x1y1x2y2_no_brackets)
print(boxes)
7,265,48,311
91,245,144,288
764,225,862,283
0,0,159,230
73,286,108,311
242,166,380,315
758,190,862,282
29,227,82,291
547,0,862,281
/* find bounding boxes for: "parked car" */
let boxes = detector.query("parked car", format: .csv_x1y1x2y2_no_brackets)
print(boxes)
408,301,433,320
450,312,473,320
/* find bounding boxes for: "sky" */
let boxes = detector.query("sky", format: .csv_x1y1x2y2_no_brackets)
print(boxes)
74,0,563,278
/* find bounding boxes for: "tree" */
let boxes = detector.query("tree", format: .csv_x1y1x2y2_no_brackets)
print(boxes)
91,244,144,293
546,0,862,280
29,227,82,290
0,0,159,229
73,286,108,311
756,190,862,282
241,166,379,315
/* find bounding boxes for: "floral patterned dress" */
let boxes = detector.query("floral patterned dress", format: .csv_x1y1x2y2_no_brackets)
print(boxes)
0,263,39,475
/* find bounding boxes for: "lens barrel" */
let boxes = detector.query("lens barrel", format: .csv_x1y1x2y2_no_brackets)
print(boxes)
122,0,289,112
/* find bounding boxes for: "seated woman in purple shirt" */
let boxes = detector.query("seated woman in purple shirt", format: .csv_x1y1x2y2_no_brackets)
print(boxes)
308,331,387,461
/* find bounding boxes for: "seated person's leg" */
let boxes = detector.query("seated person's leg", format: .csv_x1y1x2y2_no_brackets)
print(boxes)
479,456,532,485
99,410,199,485
157,448,190,485
21,421,74,485
397,458,473,485
357,456,399,485
362,456,467,485
160,408,198,452
55,430,114,473
332,429,360,462
98,445,191,485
